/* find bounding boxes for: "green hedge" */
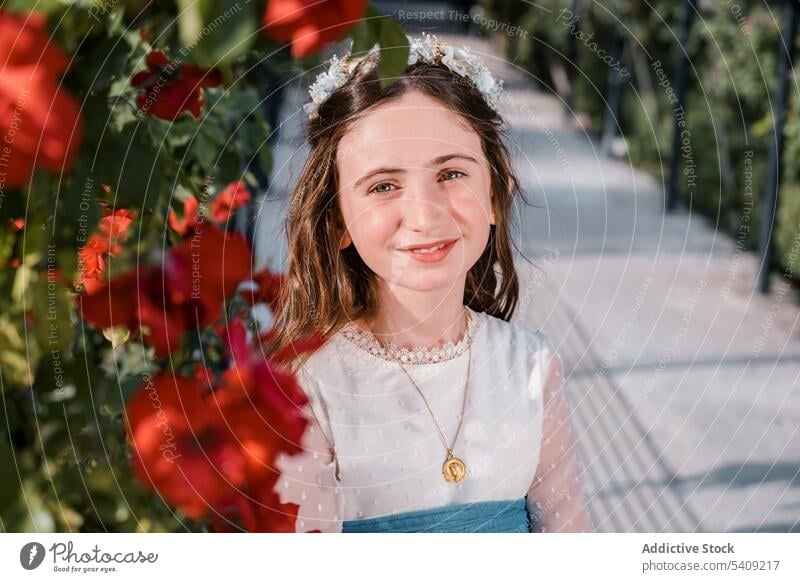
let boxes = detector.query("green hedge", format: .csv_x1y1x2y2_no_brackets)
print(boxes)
485,0,800,280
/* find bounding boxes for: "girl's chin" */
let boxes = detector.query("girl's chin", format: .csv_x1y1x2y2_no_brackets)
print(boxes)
380,270,467,293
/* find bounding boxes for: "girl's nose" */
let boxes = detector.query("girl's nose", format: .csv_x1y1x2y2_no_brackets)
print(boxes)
403,182,446,231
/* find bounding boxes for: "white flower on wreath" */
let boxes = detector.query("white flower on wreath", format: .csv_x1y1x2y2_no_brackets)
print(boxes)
407,34,439,65
304,43,380,118
304,34,504,118
440,44,503,109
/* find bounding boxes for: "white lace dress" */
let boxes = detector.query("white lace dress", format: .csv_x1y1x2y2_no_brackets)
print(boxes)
273,306,592,532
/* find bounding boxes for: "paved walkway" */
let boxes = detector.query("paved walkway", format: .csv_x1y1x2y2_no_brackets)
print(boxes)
254,31,800,533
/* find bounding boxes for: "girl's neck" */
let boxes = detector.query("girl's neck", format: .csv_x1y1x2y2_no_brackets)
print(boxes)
357,285,468,349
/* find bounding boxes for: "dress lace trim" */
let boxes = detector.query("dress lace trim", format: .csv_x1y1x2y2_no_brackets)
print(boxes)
338,309,483,365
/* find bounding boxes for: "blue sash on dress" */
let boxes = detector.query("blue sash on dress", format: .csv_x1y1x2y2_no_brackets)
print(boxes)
342,497,531,533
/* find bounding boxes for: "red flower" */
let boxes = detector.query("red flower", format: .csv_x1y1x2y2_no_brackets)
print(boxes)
218,320,310,456
262,0,368,58
131,51,222,120
77,223,252,357
169,222,252,314
138,268,194,356
76,207,136,295
77,236,111,294
168,195,199,236
210,182,250,224
213,490,300,533
125,321,311,530
98,207,135,248
0,11,83,186
125,373,276,521
77,269,135,326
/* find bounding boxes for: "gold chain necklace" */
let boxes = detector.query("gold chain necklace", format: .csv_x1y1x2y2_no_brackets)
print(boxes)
368,309,472,483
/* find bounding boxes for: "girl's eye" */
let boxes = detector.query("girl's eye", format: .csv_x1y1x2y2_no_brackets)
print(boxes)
368,182,397,195
440,170,466,181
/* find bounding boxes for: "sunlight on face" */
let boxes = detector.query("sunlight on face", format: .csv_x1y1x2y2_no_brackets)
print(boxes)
336,90,495,294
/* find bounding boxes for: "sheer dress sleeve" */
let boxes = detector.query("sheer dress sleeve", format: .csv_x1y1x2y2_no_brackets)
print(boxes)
272,369,344,533
526,340,593,532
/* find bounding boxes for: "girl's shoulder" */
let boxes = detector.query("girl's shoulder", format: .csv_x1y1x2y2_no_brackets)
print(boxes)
479,309,558,361
480,313,563,397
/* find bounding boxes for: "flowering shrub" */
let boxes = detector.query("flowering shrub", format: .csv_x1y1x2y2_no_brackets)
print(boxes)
0,11,82,187
0,1,406,532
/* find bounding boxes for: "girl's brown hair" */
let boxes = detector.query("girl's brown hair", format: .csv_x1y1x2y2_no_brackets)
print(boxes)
266,52,529,370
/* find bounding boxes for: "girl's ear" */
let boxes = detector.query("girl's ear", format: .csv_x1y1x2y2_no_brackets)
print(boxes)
340,230,352,249
335,208,352,249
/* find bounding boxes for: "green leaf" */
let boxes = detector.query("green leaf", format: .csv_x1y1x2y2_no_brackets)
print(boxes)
376,18,409,88
96,126,164,210
0,185,25,224
0,440,22,520
77,35,131,95
192,121,227,168
175,0,214,45
239,121,272,173
148,118,198,150
213,149,242,185
107,4,126,37
348,5,409,88
69,93,162,212
0,313,32,387
349,6,381,56
220,89,263,124
176,0,257,67
30,276,76,360
0,229,14,271
60,157,102,248
1,0,61,15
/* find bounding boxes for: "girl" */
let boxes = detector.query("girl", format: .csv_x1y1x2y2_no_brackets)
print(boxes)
268,34,592,533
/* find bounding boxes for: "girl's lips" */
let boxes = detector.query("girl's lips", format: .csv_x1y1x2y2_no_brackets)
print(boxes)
400,239,458,263
400,238,458,251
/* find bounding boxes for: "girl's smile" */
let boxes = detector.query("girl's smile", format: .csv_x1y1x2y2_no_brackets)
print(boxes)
399,238,459,263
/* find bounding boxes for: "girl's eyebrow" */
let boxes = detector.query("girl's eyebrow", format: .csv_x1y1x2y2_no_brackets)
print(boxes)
353,154,479,187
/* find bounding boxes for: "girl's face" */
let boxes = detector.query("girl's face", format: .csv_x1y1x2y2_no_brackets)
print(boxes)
336,90,495,295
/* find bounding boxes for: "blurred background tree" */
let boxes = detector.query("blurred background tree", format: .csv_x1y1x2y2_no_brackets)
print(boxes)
482,0,799,281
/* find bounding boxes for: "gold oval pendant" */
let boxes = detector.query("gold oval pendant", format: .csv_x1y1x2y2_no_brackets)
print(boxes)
442,455,467,483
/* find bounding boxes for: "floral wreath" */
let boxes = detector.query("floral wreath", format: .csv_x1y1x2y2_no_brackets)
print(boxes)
303,33,504,119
